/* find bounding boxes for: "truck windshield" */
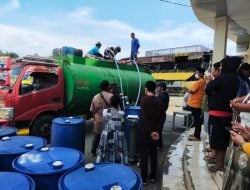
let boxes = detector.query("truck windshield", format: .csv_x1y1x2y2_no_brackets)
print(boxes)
10,65,22,87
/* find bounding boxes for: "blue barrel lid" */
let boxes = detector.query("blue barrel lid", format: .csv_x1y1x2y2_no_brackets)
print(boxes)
52,116,85,125
0,136,46,155
125,106,141,118
0,172,35,190
125,106,141,110
13,147,84,175
0,126,17,137
59,162,142,190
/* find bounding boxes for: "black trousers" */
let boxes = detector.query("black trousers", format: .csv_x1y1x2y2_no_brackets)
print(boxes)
187,105,202,139
91,133,101,154
209,115,231,150
139,132,158,182
158,114,166,148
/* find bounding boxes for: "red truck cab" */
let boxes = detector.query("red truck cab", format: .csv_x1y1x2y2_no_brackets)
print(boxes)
0,56,64,139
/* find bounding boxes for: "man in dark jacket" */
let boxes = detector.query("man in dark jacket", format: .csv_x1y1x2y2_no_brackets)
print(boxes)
205,56,241,172
237,62,250,96
138,81,165,186
156,81,169,149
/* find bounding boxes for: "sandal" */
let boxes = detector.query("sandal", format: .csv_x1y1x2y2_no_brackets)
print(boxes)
208,165,224,173
204,155,216,161
206,158,217,164
204,155,217,164
203,147,212,152
188,136,201,141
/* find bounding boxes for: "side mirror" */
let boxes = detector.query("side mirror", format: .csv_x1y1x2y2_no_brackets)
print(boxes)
0,79,6,85
4,71,10,86
0,71,10,87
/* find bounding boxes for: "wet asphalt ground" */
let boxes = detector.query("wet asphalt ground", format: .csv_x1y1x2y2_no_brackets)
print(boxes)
84,110,186,190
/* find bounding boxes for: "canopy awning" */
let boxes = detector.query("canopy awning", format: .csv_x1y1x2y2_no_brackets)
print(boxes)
152,72,194,81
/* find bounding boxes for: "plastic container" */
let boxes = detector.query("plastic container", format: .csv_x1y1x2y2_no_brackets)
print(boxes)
51,117,85,153
61,46,76,56
0,136,46,171
0,172,35,190
125,106,141,117
0,126,17,138
13,147,84,190
124,106,141,162
58,162,142,190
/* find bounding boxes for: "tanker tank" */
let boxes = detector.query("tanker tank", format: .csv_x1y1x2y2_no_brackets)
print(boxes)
57,55,155,114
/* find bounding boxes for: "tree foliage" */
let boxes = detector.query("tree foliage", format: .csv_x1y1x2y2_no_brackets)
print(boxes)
0,50,19,58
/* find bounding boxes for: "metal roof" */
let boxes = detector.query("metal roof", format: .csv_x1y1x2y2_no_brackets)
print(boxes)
152,72,194,81
145,45,211,57
190,0,250,52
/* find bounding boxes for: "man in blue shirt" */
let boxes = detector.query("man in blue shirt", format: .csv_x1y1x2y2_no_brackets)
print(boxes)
87,42,103,58
130,32,140,61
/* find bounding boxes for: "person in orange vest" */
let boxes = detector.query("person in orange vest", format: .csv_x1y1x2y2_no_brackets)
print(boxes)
187,67,206,141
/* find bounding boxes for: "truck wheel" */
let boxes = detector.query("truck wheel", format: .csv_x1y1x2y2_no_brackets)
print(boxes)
30,114,54,141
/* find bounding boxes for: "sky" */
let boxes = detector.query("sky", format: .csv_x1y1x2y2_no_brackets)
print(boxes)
0,0,238,59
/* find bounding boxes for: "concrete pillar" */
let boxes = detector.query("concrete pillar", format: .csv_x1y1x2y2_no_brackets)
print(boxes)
212,16,228,64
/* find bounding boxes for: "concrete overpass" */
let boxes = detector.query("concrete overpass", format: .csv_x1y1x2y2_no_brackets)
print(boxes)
190,0,250,63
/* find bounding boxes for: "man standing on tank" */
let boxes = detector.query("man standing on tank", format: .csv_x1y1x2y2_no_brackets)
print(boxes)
130,32,140,61
90,80,113,156
138,81,165,186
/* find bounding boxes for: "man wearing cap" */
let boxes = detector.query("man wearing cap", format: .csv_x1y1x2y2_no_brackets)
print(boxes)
156,81,169,150
187,67,206,141
86,42,103,58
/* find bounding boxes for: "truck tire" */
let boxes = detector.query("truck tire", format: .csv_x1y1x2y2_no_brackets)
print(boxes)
30,114,54,141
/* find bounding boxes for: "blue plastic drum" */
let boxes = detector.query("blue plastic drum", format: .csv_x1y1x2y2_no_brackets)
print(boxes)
125,106,141,117
51,117,85,153
58,162,142,190
61,46,76,56
13,147,84,190
0,136,46,171
0,126,17,138
0,172,35,190
124,106,141,162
